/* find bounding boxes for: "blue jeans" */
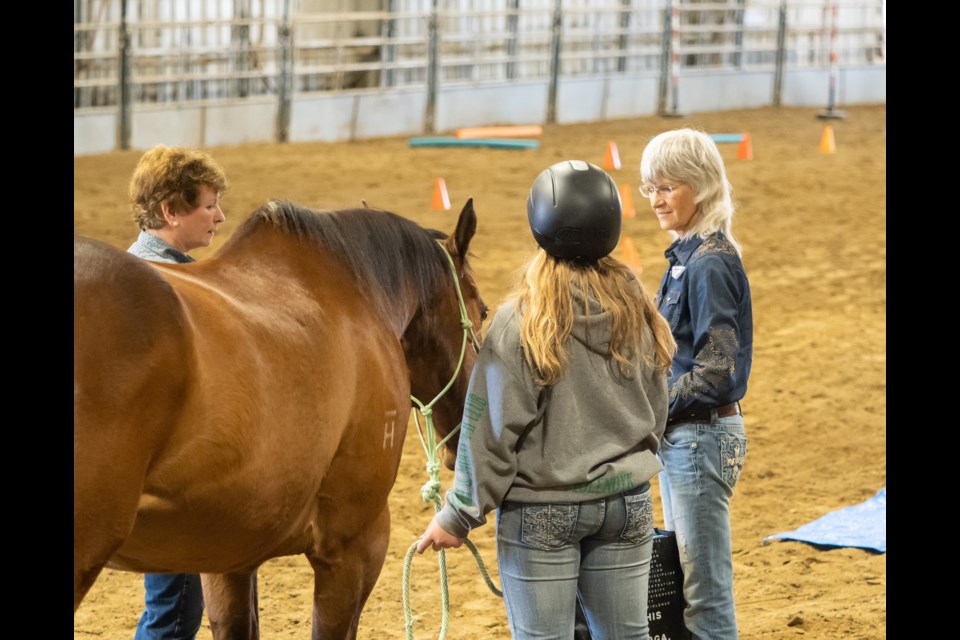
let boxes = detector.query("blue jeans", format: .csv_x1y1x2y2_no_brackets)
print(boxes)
496,483,654,640
658,414,747,640
134,573,204,640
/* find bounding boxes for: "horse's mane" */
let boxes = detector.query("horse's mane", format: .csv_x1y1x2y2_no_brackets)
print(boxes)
226,199,451,322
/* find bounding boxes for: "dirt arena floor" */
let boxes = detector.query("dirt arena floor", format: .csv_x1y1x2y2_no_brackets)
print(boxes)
74,103,886,639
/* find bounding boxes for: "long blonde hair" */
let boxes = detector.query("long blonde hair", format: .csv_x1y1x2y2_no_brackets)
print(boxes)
510,250,676,386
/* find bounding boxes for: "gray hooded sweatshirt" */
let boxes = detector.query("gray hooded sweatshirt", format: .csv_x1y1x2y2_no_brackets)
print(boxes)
435,281,669,539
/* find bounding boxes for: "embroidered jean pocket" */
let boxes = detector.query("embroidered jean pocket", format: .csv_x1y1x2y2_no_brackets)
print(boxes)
620,492,654,544
520,503,578,550
718,432,747,489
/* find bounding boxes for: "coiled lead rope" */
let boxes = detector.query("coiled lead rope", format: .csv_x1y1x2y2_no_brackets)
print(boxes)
402,246,501,639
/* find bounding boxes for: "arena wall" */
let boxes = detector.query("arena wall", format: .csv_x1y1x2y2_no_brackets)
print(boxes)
74,0,886,156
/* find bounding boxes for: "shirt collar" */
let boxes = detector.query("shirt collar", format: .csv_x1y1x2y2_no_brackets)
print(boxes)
137,230,194,263
664,233,704,266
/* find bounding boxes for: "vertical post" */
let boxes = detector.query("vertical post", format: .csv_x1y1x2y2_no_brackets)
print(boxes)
384,0,398,87
773,0,787,107
180,2,190,104
546,0,562,124
232,0,252,99
817,0,846,119
616,0,631,73
732,0,745,68
276,0,292,143
656,0,669,115
74,0,86,109
424,0,440,133
506,0,519,80
772,0,786,106
660,0,683,117
118,0,132,150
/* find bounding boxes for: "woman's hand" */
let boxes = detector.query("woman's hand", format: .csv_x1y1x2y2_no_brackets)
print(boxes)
416,516,465,553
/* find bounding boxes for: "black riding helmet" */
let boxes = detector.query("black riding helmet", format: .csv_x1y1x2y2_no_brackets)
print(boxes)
527,160,622,262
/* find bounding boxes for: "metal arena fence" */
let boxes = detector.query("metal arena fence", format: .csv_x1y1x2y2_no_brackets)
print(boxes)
74,0,885,154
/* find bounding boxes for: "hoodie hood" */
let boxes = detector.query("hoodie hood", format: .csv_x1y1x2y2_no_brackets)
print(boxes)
570,283,612,356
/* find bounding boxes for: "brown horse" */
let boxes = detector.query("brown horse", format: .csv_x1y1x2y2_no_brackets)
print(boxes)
73,198,486,639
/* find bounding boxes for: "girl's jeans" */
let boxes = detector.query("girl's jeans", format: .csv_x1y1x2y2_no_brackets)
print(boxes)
496,483,654,640
659,414,747,640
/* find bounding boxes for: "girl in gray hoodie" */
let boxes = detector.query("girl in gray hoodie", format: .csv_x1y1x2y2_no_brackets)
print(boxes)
417,160,675,640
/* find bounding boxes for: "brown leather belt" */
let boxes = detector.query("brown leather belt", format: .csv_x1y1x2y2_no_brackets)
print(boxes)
666,401,742,428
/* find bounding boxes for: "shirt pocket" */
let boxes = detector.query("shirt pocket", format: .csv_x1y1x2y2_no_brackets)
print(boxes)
662,287,683,329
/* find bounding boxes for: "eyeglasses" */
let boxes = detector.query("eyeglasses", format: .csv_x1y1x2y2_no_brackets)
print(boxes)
639,184,681,198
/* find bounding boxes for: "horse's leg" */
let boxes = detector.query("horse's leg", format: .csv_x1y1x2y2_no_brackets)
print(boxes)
307,505,391,640
201,570,260,640
74,521,112,612
74,566,102,612
74,495,139,610
74,442,147,611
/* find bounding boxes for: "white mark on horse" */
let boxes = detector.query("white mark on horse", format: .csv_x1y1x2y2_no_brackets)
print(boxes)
383,410,397,449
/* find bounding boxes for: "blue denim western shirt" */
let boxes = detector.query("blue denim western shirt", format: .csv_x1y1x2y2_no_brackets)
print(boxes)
654,231,753,418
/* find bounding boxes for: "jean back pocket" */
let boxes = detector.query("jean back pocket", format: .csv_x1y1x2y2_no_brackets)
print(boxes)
620,491,654,543
520,503,578,550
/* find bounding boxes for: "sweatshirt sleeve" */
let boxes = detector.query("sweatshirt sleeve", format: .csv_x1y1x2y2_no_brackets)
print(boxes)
434,323,539,538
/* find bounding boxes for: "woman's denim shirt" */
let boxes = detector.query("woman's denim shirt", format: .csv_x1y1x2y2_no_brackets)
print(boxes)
654,231,753,417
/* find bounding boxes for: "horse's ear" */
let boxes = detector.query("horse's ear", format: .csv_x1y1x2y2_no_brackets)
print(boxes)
361,199,370,208
449,197,476,258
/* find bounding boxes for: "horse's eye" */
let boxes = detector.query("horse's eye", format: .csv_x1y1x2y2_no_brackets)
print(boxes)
481,306,489,322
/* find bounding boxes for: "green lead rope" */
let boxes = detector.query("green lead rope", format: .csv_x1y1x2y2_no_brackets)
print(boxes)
402,246,501,640
401,410,503,640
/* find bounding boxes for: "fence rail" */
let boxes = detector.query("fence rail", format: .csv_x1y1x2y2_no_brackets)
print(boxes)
74,0,885,153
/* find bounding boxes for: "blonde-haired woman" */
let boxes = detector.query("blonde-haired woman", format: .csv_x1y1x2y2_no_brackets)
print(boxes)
417,160,676,640
641,128,753,640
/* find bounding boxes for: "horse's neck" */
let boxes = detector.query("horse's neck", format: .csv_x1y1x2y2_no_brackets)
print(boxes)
216,226,421,338
214,228,311,278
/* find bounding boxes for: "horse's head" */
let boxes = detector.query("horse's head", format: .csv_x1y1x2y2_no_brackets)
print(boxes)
405,198,487,470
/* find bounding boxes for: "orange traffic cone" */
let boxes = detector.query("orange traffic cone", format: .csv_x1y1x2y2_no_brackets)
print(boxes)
604,141,621,170
819,126,836,153
620,237,642,275
432,178,450,210
619,184,636,219
737,132,753,160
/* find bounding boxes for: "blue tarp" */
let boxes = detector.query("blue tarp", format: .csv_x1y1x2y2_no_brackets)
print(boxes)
763,487,886,553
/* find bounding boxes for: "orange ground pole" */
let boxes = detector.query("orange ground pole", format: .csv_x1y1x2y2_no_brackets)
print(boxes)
455,125,543,139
